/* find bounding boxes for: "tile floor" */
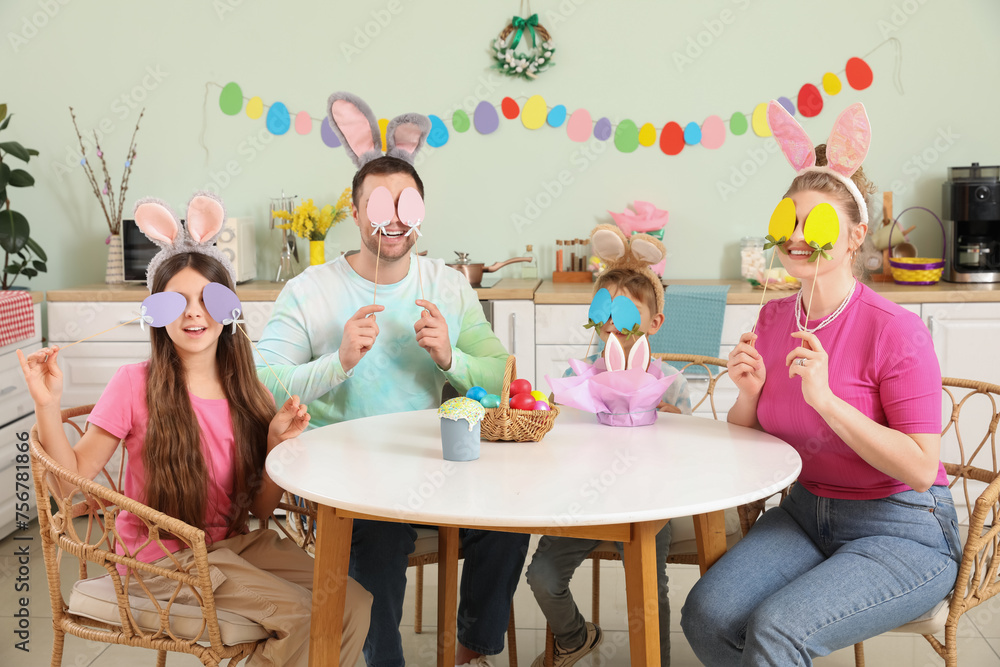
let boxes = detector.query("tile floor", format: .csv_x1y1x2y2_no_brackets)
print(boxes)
2,525,999,666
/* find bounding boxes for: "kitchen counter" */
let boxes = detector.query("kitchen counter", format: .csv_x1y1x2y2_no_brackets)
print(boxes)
45,278,541,302
533,279,1000,305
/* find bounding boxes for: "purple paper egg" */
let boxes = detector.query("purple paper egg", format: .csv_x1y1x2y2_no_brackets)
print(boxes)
203,282,243,325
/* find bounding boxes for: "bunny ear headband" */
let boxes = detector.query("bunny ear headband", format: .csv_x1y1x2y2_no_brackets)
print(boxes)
766,100,872,226
326,92,431,169
589,224,666,316
133,191,236,291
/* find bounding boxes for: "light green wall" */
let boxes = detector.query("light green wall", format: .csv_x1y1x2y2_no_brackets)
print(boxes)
3,0,998,292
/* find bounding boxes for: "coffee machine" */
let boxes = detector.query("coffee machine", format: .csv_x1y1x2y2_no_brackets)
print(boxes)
943,163,1000,283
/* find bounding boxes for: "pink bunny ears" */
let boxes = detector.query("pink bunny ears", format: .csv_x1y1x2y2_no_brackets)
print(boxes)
766,100,872,226
327,92,431,169
133,191,236,291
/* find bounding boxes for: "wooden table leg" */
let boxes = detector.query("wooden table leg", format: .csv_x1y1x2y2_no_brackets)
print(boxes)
693,510,727,575
310,504,353,667
622,520,660,667
437,526,460,667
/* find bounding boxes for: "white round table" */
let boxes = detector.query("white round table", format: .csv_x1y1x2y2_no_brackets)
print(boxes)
267,407,800,667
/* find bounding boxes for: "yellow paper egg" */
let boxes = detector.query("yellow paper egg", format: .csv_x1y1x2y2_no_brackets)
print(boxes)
822,72,842,95
768,197,796,243
638,122,657,147
803,202,840,249
246,96,264,120
751,102,772,137
529,390,549,404
521,94,547,130
378,118,389,148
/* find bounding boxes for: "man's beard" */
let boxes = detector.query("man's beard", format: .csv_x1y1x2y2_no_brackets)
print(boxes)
361,229,415,261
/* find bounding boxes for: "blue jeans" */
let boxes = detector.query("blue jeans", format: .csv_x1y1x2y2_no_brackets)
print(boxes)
681,484,961,666
349,519,529,667
526,522,673,666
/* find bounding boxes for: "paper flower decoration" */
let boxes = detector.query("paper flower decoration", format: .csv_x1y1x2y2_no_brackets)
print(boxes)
803,202,840,262
608,200,669,235
546,355,677,427
766,197,796,253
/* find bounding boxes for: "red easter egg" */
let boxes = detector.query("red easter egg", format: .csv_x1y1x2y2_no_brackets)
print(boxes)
501,97,520,120
797,83,823,118
510,393,536,410
845,57,873,90
510,378,532,396
659,121,685,156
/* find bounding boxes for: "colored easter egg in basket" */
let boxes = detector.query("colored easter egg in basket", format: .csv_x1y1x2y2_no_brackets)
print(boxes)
510,378,532,396
533,400,552,411
529,390,548,404
466,386,488,402
510,393,537,411
481,394,501,409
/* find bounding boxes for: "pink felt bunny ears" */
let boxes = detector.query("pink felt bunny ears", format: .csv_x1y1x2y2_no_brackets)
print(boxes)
133,191,236,291
327,92,431,169
766,100,872,226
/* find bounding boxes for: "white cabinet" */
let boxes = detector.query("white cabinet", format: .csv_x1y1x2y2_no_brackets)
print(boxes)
924,302,1000,384
0,302,42,540
490,300,536,388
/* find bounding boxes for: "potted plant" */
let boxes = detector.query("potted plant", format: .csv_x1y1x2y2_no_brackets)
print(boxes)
0,104,47,289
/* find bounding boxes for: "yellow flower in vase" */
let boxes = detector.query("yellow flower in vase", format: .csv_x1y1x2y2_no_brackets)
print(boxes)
274,188,353,265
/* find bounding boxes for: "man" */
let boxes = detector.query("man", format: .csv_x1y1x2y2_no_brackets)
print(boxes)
256,92,528,667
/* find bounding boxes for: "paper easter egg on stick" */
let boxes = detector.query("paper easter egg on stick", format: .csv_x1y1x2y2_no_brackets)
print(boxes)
366,186,395,235
203,282,244,332
398,187,424,237
803,202,840,262
767,197,796,252
139,291,186,331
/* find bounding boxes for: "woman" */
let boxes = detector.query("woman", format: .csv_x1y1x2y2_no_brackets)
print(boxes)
680,104,961,666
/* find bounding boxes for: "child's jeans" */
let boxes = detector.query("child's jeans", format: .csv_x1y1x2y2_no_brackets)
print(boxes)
526,522,672,666
681,484,961,666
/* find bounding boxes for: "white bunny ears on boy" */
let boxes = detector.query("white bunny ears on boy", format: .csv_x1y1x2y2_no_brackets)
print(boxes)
327,92,431,169
767,100,872,226
133,191,237,291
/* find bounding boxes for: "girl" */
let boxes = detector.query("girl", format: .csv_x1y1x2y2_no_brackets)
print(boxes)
680,103,961,665
19,193,371,667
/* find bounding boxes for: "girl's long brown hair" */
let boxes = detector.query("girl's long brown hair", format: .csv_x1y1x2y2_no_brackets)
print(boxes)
144,253,276,539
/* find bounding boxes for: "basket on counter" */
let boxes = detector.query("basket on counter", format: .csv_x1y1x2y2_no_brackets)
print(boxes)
481,355,559,442
888,206,946,285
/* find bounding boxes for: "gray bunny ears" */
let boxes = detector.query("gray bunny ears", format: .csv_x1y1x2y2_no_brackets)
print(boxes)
326,92,431,169
133,191,237,291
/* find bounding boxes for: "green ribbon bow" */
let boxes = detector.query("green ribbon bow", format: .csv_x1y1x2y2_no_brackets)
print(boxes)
510,14,539,49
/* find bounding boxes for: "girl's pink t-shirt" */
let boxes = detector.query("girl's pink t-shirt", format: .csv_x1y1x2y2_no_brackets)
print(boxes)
87,362,239,563
755,282,947,500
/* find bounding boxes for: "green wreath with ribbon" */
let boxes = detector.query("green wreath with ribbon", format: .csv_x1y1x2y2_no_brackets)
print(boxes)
491,14,555,81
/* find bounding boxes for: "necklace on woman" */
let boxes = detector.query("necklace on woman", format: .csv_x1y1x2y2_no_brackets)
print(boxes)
795,279,857,333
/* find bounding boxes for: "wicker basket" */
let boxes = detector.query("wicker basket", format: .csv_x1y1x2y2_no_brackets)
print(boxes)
481,355,559,442
888,206,946,285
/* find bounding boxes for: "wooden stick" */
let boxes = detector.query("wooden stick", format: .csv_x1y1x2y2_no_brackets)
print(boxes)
57,316,141,350
584,328,597,360
413,240,425,302
239,324,293,401
750,251,778,342
373,232,382,306
805,259,821,322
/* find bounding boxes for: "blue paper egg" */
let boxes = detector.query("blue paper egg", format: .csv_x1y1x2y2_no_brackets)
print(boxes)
266,102,291,135
546,104,567,128
426,114,449,147
683,121,702,146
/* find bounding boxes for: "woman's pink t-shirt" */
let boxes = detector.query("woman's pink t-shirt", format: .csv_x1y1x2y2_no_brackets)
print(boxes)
755,282,947,500
87,362,239,564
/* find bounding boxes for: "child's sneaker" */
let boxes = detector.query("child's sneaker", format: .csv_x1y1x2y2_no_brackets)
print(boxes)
530,622,603,667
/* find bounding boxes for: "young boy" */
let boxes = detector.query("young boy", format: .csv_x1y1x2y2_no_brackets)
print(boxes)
526,264,691,667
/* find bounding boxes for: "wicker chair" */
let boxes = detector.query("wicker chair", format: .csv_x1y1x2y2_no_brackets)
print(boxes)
280,494,519,666
853,377,1000,667
30,405,270,667
542,353,789,664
